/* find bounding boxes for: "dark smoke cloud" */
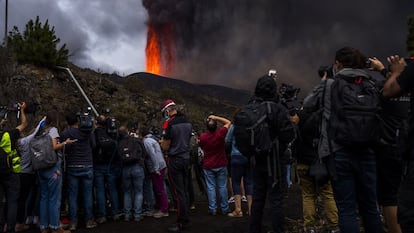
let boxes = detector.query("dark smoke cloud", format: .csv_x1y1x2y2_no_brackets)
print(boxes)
144,0,414,93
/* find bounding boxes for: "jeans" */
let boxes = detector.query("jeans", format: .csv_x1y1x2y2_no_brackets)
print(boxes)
67,167,94,222
203,167,229,214
122,164,145,218
94,164,121,217
0,172,20,232
331,149,383,233
38,160,62,230
142,172,154,212
167,157,190,226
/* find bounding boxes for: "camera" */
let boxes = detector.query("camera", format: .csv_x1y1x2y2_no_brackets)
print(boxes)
77,107,95,134
268,69,277,79
279,83,301,116
318,65,334,78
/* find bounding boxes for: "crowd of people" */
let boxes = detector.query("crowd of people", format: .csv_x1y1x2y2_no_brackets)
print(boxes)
0,46,414,233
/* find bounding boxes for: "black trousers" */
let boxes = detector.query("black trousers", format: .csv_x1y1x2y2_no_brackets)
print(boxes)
17,173,36,223
167,157,190,228
0,172,20,232
249,158,287,233
398,159,414,233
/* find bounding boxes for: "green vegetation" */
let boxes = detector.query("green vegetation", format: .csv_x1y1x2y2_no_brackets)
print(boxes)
8,16,69,68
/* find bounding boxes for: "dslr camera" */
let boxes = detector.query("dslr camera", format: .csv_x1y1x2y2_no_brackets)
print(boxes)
318,65,334,78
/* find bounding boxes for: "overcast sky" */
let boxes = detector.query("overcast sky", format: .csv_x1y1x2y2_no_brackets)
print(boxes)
0,0,148,75
1,0,413,92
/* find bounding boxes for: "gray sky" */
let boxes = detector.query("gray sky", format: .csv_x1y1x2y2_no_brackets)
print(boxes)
1,0,413,92
0,0,148,75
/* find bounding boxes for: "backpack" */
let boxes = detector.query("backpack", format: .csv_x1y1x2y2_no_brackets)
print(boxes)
78,113,94,134
94,127,117,163
233,101,275,157
329,71,382,147
118,136,145,165
29,128,57,170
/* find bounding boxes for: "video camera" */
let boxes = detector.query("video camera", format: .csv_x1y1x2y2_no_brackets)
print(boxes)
102,108,118,136
77,107,95,134
279,83,301,116
318,65,334,78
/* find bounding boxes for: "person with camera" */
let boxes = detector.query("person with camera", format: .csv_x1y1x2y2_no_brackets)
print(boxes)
60,112,97,230
159,100,192,233
328,47,383,233
245,75,295,233
382,55,414,233
0,102,27,233
199,114,231,216
296,71,339,233
92,114,122,224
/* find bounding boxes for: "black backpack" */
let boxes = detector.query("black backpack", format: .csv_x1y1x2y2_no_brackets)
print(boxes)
118,136,145,165
94,127,117,163
233,101,275,157
329,72,382,147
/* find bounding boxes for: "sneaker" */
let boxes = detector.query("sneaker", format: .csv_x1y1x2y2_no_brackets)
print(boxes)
190,205,196,210
153,211,169,218
112,213,123,221
40,228,51,233
124,215,131,222
95,216,107,224
60,218,70,229
134,216,144,222
85,220,97,229
68,222,77,231
51,227,70,233
142,210,154,217
228,196,235,203
169,207,178,212
241,196,247,202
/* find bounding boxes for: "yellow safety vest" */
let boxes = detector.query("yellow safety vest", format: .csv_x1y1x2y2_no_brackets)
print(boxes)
0,132,21,173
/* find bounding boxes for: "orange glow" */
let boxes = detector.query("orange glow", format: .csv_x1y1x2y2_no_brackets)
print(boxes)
145,26,161,75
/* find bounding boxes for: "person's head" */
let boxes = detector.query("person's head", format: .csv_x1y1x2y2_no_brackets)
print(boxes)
118,125,129,139
334,47,367,71
45,110,60,128
65,112,79,127
205,118,217,132
254,75,278,101
160,99,177,118
96,114,107,126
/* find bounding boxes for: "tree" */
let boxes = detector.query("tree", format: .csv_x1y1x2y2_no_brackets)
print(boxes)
408,15,414,56
7,16,69,67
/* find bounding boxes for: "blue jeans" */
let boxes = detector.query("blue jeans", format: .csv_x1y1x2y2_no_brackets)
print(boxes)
94,164,121,217
38,160,62,230
142,172,154,212
122,164,145,218
331,149,383,233
67,167,94,222
203,167,229,214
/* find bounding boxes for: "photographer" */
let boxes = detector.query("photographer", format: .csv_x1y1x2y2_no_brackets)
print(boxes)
92,114,122,223
0,102,27,233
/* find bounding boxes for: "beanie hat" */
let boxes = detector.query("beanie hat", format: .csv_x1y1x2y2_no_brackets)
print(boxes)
160,99,176,112
254,75,277,100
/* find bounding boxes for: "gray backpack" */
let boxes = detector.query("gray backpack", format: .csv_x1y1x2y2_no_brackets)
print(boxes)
30,128,57,170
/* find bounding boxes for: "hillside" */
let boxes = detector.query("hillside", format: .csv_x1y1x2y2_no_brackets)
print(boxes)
0,61,252,133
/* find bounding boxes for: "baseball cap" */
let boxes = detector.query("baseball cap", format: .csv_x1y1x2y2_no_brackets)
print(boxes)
160,99,176,112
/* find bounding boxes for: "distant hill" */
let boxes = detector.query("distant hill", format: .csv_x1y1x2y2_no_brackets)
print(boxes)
124,72,252,106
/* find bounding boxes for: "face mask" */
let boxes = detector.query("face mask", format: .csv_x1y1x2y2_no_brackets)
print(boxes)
163,110,169,119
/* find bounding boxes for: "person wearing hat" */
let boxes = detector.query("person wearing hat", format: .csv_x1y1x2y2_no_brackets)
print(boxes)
159,100,192,233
